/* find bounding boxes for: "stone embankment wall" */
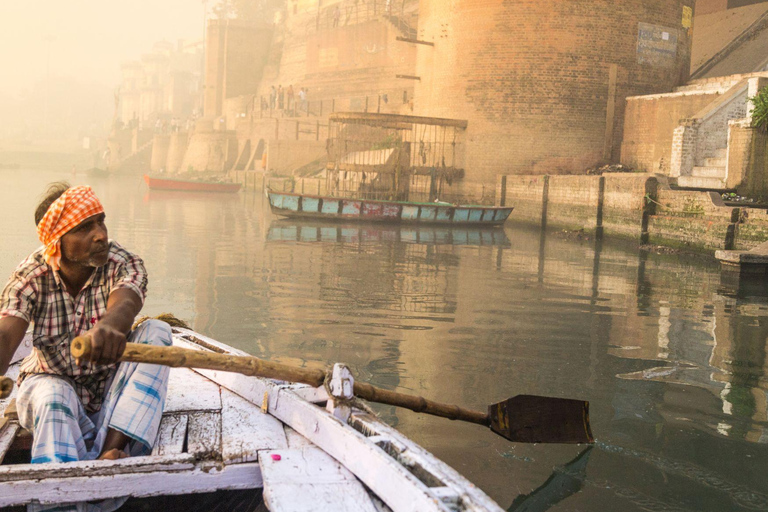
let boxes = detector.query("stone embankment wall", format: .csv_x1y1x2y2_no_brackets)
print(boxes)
415,0,695,183
498,173,768,253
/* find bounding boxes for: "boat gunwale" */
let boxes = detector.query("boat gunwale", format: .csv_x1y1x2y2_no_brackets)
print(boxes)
266,189,512,211
0,329,504,512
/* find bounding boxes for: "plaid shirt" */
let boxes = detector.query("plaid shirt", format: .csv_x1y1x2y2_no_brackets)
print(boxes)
0,241,147,413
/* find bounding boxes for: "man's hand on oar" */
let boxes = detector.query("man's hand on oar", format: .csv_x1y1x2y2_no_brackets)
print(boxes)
0,376,13,399
71,335,594,444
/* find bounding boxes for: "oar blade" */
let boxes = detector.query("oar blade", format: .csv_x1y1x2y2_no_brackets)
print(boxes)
489,395,593,444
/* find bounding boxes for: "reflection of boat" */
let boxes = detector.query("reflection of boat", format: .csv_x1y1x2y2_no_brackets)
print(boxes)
268,219,512,246
0,163,20,170
144,175,242,193
268,190,513,225
1,328,503,511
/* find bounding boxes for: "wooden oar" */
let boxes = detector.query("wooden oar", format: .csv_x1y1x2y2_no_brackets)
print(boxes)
63,337,591,444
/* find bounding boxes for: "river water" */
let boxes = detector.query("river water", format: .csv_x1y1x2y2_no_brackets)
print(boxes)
3,169,768,511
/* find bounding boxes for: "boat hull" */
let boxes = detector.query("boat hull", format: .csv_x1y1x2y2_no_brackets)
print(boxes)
144,175,242,193
268,191,513,226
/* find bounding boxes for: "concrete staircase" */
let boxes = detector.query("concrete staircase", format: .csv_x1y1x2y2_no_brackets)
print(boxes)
677,148,729,190
113,139,154,173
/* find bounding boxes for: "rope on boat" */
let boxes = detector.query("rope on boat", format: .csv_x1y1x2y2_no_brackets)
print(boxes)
323,367,379,417
132,313,190,330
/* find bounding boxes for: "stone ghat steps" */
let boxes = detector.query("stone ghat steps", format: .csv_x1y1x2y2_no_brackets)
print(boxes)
691,166,726,178
705,156,727,167
677,174,727,190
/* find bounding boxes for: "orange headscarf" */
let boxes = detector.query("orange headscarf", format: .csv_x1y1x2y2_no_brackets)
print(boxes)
36,186,105,271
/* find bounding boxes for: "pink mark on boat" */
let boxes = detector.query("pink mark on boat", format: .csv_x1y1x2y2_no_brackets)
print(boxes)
381,204,400,217
271,454,282,461
362,203,383,217
341,200,361,216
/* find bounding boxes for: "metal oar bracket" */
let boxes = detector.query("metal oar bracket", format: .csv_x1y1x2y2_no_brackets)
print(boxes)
326,363,355,422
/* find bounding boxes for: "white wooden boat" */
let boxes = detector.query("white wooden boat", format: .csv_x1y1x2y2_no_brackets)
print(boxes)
0,328,504,511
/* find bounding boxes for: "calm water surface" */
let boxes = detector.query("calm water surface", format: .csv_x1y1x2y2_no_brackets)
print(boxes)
3,169,768,511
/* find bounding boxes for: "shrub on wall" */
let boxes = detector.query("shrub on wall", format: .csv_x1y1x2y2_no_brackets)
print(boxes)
751,87,768,133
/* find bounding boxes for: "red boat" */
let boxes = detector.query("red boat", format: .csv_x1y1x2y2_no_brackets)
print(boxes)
143,174,242,193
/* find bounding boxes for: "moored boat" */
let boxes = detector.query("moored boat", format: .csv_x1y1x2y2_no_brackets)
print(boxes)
268,190,513,226
144,175,242,193
0,328,505,511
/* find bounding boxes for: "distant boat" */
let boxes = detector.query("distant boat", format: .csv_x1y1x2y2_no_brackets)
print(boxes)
0,163,21,170
143,174,242,193
267,190,513,226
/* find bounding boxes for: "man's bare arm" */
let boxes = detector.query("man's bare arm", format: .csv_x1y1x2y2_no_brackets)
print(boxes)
0,317,29,376
83,288,143,366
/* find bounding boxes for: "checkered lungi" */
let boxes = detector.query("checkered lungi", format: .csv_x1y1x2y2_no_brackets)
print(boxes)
16,319,172,512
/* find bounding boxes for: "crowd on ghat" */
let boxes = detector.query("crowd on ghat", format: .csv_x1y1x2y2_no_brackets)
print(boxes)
262,84,308,115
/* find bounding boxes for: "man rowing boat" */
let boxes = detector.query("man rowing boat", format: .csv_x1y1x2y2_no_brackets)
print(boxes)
0,183,171,508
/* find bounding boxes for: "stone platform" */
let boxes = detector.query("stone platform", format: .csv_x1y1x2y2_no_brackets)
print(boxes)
716,240,768,277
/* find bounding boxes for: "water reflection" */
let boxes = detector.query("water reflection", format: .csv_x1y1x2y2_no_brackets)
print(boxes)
2,172,768,510
266,219,512,247
508,447,592,512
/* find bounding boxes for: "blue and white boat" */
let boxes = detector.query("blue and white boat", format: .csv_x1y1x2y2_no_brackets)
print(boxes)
267,190,513,226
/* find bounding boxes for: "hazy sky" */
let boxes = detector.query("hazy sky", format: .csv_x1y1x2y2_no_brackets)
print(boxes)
0,1,205,96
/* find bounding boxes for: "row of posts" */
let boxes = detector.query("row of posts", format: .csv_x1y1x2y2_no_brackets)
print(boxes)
260,92,408,120
272,119,325,141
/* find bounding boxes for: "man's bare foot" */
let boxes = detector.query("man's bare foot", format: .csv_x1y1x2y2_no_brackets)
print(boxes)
99,448,129,460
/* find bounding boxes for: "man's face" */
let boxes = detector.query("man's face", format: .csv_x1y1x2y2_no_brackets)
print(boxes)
60,213,109,268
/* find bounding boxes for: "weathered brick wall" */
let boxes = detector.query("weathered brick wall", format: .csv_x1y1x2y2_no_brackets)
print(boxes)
546,176,601,231
727,120,754,189
267,140,328,176
166,133,190,173
414,0,695,185
496,175,547,225
264,15,417,110
602,174,652,239
736,208,768,249
204,20,273,118
622,92,717,174
696,89,749,161
497,173,760,252
648,188,735,250
181,131,239,172
150,135,171,172
736,125,768,200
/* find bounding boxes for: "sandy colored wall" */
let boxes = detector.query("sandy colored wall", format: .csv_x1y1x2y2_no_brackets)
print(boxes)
266,140,327,176
414,0,695,184
181,131,239,172
204,20,273,118
621,91,726,174
495,173,768,252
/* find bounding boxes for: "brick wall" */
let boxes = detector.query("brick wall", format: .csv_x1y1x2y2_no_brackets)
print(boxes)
732,123,768,201
622,92,716,174
204,20,273,118
181,131,239,172
263,15,417,110
496,172,764,252
414,0,695,185
696,89,749,162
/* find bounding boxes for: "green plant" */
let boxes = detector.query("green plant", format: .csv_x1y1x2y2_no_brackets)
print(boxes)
682,197,705,215
750,86,768,133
